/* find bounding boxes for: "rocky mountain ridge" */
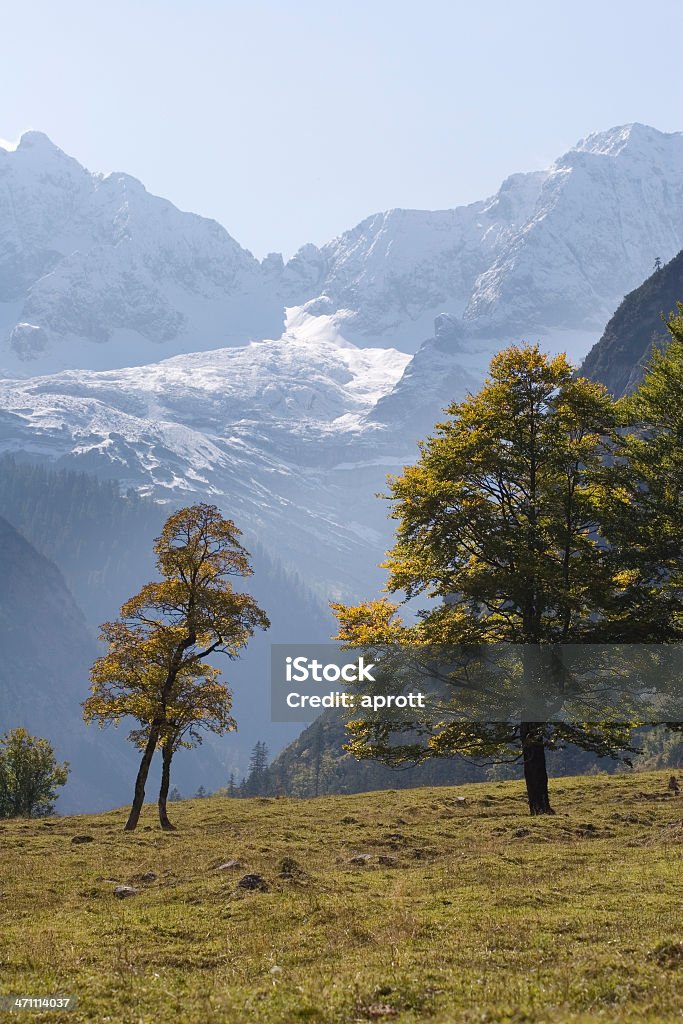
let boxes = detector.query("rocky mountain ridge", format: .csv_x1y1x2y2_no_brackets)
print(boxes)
2,124,681,377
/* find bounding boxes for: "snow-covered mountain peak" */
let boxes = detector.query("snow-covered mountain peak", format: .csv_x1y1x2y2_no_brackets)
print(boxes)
3,131,85,178
0,134,293,373
16,130,63,152
573,122,682,158
1,123,680,376
459,124,683,333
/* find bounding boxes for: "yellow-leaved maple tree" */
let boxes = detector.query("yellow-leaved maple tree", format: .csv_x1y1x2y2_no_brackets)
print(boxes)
83,504,269,831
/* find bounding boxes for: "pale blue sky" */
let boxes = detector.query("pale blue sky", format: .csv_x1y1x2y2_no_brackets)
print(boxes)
2,0,682,258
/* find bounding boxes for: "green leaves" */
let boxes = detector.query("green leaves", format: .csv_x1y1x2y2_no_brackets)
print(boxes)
381,344,620,644
333,339,683,782
0,728,69,818
601,305,683,642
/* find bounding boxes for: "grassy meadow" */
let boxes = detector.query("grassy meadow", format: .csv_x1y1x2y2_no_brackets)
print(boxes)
0,770,681,1023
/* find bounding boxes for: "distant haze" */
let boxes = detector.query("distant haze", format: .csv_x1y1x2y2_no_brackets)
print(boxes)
2,0,683,257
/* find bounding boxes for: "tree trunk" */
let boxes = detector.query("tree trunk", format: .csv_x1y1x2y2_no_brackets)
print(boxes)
124,725,160,831
158,742,176,831
124,637,191,831
520,722,554,815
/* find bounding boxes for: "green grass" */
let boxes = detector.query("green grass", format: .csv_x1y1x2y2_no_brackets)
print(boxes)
0,770,682,1023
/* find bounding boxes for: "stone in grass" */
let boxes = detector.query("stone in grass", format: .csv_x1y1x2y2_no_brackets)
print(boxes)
237,873,269,892
217,859,243,871
348,854,373,865
114,885,138,899
378,855,399,867
139,871,157,883
71,835,94,845
277,857,307,880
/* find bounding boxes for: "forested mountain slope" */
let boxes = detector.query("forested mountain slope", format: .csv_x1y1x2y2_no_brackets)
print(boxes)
581,249,683,396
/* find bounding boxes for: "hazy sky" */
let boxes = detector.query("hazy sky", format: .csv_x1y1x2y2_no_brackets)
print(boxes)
3,0,682,258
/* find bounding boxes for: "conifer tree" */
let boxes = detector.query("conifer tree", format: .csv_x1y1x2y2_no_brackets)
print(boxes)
244,741,270,796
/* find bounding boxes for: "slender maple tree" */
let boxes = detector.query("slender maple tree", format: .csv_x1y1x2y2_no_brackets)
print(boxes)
84,504,269,830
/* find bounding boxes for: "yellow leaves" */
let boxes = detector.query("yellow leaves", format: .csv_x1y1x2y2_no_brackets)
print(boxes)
154,503,253,583
331,598,406,646
601,484,633,507
83,503,269,751
486,343,575,393
611,568,641,591
84,653,235,750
